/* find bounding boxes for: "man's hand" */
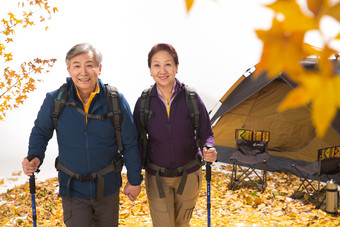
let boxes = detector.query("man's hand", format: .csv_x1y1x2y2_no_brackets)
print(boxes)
203,147,217,163
123,182,141,202
22,157,40,176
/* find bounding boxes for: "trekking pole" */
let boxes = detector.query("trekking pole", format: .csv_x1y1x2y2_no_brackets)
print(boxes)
206,161,211,227
204,145,213,227
27,157,37,227
30,174,37,227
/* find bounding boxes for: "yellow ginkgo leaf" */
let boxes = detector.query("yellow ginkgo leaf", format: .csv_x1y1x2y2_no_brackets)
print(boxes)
302,43,323,57
335,76,340,106
255,18,305,78
311,80,338,137
266,0,318,32
335,32,340,40
298,73,322,97
278,87,310,112
185,0,195,12
4,53,13,62
317,45,338,78
278,71,340,137
306,0,329,16
326,2,340,22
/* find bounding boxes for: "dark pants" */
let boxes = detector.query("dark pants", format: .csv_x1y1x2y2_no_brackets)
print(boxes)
61,191,119,227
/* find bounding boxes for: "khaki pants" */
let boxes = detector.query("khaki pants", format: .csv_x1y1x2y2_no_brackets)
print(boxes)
146,168,202,227
60,191,119,227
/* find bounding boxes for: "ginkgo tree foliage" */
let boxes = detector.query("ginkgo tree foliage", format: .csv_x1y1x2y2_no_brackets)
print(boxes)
0,0,58,120
186,0,340,138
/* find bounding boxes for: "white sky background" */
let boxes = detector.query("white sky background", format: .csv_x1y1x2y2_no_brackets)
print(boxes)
0,0,334,191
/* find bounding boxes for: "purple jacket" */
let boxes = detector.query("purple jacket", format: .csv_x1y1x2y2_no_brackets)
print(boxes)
133,79,214,175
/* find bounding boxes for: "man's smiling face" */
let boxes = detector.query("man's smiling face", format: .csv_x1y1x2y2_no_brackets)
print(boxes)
67,51,102,94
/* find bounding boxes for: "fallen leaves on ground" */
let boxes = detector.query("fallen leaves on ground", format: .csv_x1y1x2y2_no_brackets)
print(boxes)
1,164,339,226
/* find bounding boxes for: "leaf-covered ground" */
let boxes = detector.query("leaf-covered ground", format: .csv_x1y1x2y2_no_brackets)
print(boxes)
1,163,339,226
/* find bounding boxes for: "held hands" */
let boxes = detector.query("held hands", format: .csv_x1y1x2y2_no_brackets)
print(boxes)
22,157,41,176
123,182,141,202
203,147,217,163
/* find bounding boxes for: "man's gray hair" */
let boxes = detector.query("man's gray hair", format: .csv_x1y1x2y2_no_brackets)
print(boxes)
65,43,102,67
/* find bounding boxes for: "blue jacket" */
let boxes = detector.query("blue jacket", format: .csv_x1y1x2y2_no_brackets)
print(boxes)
133,79,214,175
28,78,142,199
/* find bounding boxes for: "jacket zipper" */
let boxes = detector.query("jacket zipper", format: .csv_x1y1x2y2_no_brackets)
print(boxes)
156,96,176,168
162,97,176,168
85,115,92,199
168,117,175,168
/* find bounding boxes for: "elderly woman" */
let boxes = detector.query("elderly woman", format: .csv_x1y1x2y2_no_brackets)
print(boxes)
133,43,217,227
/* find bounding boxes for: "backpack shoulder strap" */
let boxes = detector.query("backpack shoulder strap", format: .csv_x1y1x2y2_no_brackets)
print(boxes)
184,84,201,148
106,84,123,151
52,83,68,130
139,86,153,128
139,85,153,168
52,83,124,151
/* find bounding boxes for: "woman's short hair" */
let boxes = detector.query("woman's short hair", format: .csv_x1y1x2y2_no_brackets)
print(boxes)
65,43,102,67
148,43,179,68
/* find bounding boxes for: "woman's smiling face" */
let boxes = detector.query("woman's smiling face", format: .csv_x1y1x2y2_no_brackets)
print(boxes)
149,50,178,89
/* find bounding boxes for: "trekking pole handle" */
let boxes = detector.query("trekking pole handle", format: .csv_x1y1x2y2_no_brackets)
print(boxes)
29,175,36,194
27,156,36,194
27,156,38,227
204,146,212,181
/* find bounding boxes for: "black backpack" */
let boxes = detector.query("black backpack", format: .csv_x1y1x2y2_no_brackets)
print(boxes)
138,84,201,168
51,83,123,151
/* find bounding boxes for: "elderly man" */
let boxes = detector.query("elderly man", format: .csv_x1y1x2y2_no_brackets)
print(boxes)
22,43,142,227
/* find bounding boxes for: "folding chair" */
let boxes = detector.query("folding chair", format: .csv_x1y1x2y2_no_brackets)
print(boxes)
292,146,340,208
229,129,270,192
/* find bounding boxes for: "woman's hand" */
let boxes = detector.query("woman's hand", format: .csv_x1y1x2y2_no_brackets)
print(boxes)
203,147,217,163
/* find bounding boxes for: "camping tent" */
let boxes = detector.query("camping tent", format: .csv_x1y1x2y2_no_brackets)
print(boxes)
211,58,340,171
